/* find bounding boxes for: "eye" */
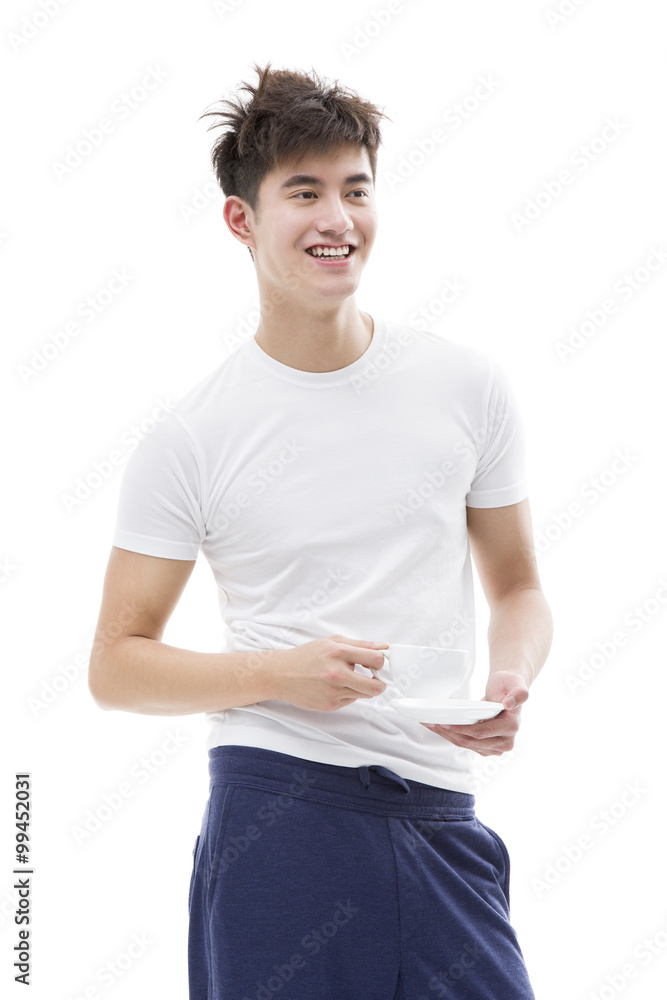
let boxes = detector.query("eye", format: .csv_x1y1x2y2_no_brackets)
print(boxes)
293,191,317,199
349,190,369,198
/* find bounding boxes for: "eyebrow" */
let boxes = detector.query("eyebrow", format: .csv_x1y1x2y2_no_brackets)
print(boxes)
280,172,373,189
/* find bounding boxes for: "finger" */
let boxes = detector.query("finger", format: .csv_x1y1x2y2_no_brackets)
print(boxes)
445,721,518,744
430,726,503,742
341,677,386,699
334,642,389,674
332,655,389,698
422,715,518,742
427,729,514,754
463,704,523,733
496,689,529,711
426,716,511,739
330,634,390,650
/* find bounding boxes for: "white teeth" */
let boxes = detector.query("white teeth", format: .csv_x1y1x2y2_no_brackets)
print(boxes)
307,245,351,257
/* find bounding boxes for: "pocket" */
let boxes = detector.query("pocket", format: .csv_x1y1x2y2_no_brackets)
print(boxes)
205,784,237,905
188,835,201,914
476,819,511,910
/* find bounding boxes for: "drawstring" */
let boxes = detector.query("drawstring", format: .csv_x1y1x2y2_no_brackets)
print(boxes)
358,764,411,793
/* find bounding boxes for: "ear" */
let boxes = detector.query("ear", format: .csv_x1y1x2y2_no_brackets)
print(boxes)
223,195,256,252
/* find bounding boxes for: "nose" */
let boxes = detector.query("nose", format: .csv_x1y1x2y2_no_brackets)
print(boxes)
315,194,354,238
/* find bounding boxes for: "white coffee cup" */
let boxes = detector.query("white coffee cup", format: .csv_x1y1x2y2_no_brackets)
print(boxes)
373,645,469,702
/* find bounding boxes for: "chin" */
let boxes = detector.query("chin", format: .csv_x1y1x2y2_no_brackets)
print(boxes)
311,280,360,300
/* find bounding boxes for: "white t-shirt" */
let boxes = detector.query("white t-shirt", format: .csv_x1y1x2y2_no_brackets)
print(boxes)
112,314,528,792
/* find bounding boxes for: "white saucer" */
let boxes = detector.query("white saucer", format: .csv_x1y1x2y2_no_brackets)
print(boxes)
389,699,504,724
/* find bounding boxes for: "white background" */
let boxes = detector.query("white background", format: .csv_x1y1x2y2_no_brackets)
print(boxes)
2,1,666,998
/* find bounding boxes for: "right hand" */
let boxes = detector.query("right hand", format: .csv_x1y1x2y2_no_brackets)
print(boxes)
272,634,389,712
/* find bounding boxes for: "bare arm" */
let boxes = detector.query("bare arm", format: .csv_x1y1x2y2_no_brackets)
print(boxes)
88,547,388,716
467,498,553,693
421,498,553,754
87,547,283,715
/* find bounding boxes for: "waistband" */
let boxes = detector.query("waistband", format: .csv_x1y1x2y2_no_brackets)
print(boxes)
207,745,476,819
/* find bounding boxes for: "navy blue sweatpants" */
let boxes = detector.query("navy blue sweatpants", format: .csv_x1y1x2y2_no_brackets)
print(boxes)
188,745,535,1000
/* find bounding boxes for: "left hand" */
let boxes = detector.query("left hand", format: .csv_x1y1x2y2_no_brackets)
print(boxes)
420,670,530,756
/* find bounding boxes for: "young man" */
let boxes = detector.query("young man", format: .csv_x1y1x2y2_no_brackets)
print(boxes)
89,62,552,999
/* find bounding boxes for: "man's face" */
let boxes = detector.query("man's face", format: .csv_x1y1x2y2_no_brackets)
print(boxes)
243,143,378,304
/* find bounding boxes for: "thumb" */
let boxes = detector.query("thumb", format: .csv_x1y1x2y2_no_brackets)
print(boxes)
500,686,530,711
485,671,529,710
329,634,389,649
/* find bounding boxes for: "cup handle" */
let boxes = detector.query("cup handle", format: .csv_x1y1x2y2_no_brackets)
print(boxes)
371,652,391,683
452,650,473,694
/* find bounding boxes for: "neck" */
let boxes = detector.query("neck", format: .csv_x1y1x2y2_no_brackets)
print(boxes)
253,298,373,373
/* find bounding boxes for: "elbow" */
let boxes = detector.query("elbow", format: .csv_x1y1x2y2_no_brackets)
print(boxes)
87,655,116,711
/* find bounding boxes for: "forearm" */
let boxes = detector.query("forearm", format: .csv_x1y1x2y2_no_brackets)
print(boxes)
486,586,553,688
89,636,284,716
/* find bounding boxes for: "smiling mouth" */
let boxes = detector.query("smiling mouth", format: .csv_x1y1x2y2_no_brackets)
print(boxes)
305,244,356,259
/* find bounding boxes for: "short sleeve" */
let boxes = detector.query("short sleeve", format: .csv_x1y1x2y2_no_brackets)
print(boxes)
465,359,529,508
112,413,206,560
